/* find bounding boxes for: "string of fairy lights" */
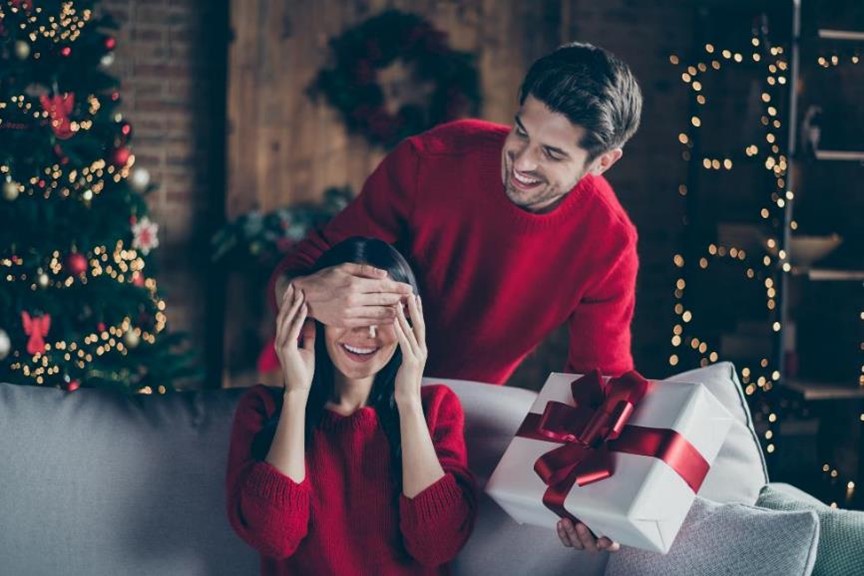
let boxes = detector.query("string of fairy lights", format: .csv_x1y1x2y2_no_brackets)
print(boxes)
2,156,132,202
1,2,92,42
668,34,787,408
1,0,167,393
669,28,862,506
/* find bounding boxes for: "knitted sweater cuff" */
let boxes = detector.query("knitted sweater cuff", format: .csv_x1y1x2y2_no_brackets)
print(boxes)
246,462,311,510
399,473,464,525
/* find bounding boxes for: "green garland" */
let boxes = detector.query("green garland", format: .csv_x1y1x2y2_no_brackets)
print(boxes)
211,187,351,276
310,10,481,148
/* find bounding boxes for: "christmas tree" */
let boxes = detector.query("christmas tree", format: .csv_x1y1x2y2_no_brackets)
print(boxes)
0,0,199,393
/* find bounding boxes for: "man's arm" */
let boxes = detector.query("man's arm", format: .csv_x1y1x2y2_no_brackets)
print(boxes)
565,230,638,377
267,139,421,319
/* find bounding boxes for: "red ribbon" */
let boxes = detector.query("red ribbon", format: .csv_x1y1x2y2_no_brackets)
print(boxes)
515,370,710,522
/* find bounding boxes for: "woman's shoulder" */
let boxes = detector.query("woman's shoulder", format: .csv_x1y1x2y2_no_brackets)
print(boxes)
236,384,283,418
420,384,464,422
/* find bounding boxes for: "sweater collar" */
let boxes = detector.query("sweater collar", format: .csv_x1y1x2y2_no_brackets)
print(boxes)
318,406,379,432
483,142,597,233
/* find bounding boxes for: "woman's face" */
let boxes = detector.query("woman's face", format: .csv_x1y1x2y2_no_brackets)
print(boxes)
324,323,399,382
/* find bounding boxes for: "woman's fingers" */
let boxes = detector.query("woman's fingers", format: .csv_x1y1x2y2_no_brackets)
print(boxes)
277,287,304,350
394,299,417,356
275,284,294,339
299,316,316,352
392,304,412,356
287,295,308,343
405,294,425,348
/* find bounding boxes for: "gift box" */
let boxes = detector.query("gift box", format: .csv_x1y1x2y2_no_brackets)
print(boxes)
485,370,733,553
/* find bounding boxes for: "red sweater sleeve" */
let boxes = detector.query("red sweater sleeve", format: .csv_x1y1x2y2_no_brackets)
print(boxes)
266,139,420,312
565,228,638,378
398,385,477,566
225,385,312,559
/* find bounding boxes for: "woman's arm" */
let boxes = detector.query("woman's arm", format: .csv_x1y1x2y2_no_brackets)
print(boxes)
265,388,309,482
267,284,316,482
392,296,477,566
398,397,446,497
224,287,318,559
398,386,477,567
225,388,312,559
393,294,444,496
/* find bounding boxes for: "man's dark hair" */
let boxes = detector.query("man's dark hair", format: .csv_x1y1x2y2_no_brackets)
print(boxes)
519,42,642,161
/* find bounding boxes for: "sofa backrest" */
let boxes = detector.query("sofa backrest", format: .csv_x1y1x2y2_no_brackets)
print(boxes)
0,382,259,576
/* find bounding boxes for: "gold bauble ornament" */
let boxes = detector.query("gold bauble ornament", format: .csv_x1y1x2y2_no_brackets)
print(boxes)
124,330,140,348
3,179,20,201
14,40,31,60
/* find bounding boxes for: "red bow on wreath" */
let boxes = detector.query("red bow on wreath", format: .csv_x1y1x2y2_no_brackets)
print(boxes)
21,311,51,355
40,93,76,140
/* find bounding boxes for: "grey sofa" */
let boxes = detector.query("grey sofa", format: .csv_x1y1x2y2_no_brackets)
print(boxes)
0,363,820,575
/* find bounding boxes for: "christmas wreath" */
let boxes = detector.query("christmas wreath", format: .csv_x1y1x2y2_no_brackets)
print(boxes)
310,10,481,148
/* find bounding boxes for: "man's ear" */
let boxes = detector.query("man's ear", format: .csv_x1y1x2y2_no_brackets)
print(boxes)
587,148,623,176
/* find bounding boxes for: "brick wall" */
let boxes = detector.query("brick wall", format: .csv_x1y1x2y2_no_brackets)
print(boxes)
100,0,227,386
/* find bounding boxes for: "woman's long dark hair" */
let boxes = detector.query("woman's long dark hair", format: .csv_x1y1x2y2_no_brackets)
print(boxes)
254,237,418,491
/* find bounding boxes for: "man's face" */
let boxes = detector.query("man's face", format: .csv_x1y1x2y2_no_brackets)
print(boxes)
500,95,593,213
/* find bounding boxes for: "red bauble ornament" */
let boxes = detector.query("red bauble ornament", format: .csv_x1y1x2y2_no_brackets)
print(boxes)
105,37,117,50
66,252,88,275
132,272,145,287
120,121,132,138
111,91,120,101
112,147,131,166
66,379,81,392
97,322,106,332
60,46,71,57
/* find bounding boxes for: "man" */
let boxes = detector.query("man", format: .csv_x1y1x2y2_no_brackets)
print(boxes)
269,41,642,387
269,41,642,553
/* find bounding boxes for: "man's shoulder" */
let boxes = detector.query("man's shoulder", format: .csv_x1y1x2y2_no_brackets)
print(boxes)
407,119,508,157
577,174,638,241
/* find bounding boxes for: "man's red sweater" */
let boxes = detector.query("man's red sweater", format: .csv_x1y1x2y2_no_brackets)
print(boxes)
226,384,476,575
268,120,638,385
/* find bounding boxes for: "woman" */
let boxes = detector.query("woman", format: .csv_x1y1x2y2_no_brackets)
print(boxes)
226,237,476,575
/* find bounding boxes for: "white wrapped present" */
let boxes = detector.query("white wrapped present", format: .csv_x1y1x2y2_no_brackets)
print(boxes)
485,371,733,553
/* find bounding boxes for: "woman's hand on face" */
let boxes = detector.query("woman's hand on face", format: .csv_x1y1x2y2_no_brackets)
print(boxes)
393,294,427,407
275,284,316,393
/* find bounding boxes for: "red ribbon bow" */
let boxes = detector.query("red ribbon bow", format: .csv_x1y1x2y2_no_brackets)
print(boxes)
516,370,710,522
21,311,51,355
